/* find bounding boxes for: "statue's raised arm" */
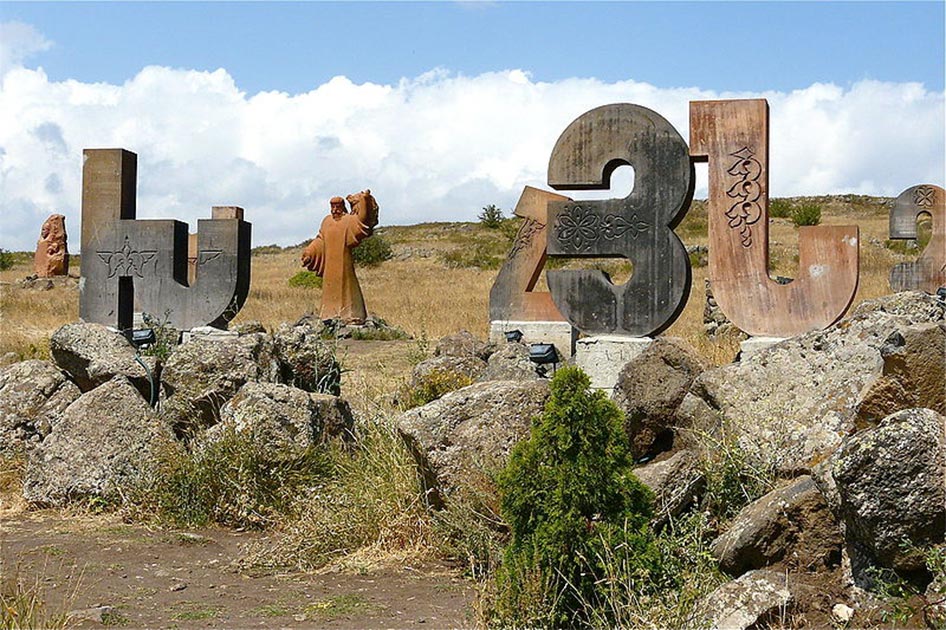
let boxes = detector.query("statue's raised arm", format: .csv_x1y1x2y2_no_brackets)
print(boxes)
348,190,379,236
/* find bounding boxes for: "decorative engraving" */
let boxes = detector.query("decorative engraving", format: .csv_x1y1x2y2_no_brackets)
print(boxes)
509,217,545,259
197,249,223,265
915,185,936,209
554,206,651,251
96,236,157,278
555,205,599,251
601,213,650,240
725,146,764,247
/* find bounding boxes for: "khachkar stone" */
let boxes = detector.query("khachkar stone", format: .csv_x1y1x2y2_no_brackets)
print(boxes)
301,190,379,324
689,99,859,337
80,149,251,331
546,103,694,336
889,184,945,293
34,214,69,277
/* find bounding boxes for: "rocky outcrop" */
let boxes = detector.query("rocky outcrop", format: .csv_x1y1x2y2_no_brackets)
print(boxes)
678,292,945,474
612,339,707,460
434,330,494,360
0,360,80,450
160,332,279,432
272,321,342,395
632,449,705,529
204,382,354,457
397,379,549,507
692,569,794,630
476,342,544,382
711,475,842,576
830,408,945,572
50,323,153,395
23,376,174,506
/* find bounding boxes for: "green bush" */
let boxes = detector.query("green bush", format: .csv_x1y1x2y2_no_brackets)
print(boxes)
791,203,822,227
495,366,662,626
0,249,13,271
478,204,505,229
288,270,323,289
353,235,393,267
769,198,793,218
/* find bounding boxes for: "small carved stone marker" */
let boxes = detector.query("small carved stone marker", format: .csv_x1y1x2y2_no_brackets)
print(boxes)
34,214,69,277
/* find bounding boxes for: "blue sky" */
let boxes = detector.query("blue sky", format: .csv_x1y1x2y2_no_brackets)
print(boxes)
0,2,944,250
4,2,944,94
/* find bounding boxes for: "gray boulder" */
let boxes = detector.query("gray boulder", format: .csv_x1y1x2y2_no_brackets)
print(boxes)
632,449,705,529
434,330,493,360
49,322,153,395
612,338,707,460
160,332,279,432
692,569,794,630
678,292,945,474
711,475,842,576
23,376,175,506
0,360,80,450
830,407,945,572
205,382,354,457
397,379,549,507
272,321,342,394
476,342,544,382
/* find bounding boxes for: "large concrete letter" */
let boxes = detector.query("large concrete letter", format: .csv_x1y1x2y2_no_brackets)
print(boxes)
889,184,945,293
80,149,251,331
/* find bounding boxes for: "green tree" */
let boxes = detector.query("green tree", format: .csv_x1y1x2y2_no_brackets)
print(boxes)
478,204,505,229
496,366,661,625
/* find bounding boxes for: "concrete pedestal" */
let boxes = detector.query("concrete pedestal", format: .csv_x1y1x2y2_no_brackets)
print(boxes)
739,336,787,359
574,336,654,393
489,320,578,360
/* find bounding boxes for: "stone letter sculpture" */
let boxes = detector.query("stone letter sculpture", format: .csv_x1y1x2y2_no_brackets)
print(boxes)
689,99,859,337
546,103,694,336
889,184,945,293
489,186,570,322
80,149,251,331
301,190,379,323
34,214,69,277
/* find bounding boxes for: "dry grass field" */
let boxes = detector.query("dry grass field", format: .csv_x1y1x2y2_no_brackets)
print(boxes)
0,195,924,379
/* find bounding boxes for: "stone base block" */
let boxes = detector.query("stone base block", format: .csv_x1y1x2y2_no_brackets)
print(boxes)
575,336,654,392
489,320,577,360
739,336,787,359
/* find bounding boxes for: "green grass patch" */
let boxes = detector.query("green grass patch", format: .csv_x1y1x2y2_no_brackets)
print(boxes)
288,270,323,289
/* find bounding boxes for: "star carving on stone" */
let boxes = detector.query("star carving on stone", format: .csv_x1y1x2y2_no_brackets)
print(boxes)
97,236,157,278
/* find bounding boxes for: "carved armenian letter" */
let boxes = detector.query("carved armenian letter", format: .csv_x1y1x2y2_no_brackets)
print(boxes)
489,186,570,322
80,149,251,331
546,103,694,336
689,99,859,337
889,184,945,292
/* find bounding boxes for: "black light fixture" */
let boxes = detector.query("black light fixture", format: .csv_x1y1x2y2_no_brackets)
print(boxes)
504,329,524,343
529,343,559,373
129,328,156,348
936,286,946,302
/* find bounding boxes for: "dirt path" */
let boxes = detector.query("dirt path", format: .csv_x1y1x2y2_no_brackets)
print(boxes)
1,513,474,629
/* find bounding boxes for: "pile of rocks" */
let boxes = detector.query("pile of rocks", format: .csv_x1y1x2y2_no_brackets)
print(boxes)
0,319,353,507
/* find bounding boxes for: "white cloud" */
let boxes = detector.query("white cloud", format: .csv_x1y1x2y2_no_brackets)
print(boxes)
0,21,52,78
0,32,942,252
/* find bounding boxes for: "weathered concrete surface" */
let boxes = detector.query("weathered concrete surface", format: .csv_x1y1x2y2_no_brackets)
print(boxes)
79,149,251,331
23,376,175,506
488,320,577,360
575,336,653,392
0,360,80,450
397,380,549,507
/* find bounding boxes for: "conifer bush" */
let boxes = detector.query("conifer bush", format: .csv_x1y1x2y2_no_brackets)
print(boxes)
495,366,662,626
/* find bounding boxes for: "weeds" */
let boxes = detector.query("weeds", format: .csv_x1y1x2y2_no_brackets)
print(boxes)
287,270,323,288
0,566,74,630
397,369,473,410
791,203,822,227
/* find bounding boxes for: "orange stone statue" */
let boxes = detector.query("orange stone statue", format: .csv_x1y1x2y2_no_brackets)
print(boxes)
34,214,69,277
301,190,379,323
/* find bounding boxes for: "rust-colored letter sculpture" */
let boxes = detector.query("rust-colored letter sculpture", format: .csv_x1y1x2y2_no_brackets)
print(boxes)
80,149,251,331
546,103,694,336
889,184,945,293
301,191,379,323
488,186,569,322
34,214,69,277
689,99,859,337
